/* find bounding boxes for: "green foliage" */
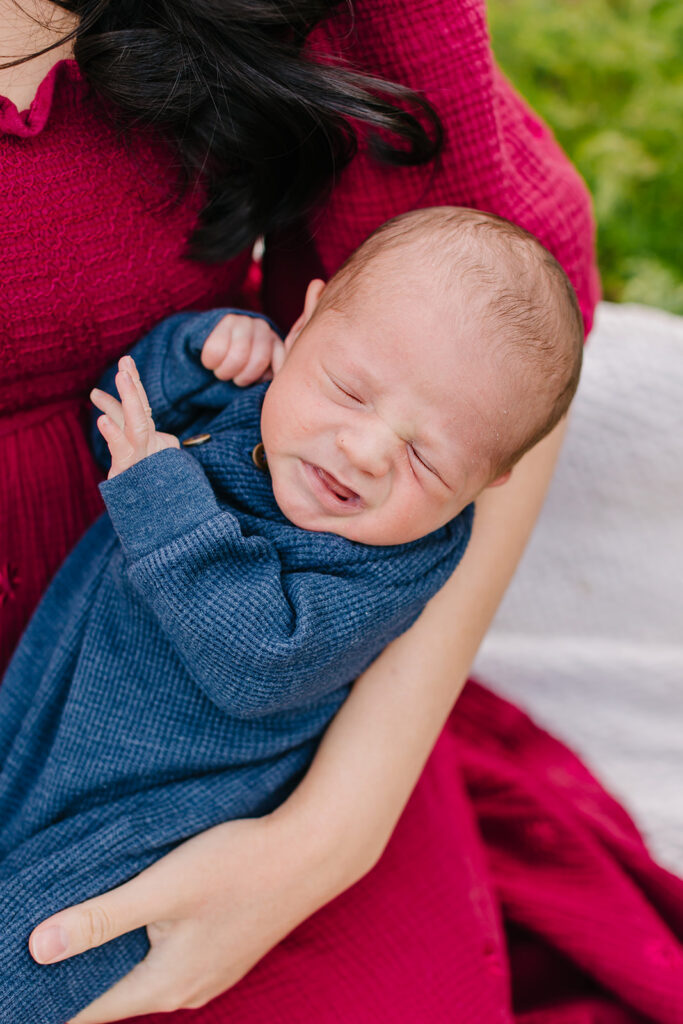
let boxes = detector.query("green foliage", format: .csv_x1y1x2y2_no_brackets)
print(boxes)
487,0,683,313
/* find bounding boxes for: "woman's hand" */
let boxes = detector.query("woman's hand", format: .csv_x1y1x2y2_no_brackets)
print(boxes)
30,811,345,1023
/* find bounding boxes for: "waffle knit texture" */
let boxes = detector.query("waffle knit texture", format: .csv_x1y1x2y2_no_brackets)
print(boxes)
0,311,472,1023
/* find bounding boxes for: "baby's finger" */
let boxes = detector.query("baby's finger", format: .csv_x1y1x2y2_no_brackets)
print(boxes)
212,319,256,381
119,357,154,422
201,315,240,371
232,328,278,386
90,389,125,430
116,370,153,448
96,415,136,477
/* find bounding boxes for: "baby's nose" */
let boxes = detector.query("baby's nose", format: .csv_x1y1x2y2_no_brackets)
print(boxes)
337,426,393,477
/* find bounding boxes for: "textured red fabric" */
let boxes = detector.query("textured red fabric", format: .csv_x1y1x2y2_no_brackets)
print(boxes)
126,683,683,1024
3,2,680,1021
265,0,600,336
0,61,251,672
313,0,600,328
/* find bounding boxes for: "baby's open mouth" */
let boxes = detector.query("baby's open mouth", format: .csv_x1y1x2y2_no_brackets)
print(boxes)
315,467,359,502
301,461,362,513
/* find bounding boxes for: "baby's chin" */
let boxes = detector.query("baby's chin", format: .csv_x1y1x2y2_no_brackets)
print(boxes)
275,493,415,546
269,472,325,532
272,485,356,540
270,476,364,541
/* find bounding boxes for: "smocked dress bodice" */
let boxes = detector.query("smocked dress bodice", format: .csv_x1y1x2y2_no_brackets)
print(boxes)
0,61,250,671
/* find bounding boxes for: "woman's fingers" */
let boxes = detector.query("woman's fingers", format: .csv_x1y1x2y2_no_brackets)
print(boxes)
27,815,332,1022
67,919,234,1023
30,834,208,968
68,950,177,1023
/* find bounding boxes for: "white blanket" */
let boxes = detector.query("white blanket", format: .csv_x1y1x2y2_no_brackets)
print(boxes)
474,302,683,874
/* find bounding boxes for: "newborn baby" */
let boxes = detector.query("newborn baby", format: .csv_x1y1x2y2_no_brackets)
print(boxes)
0,207,583,1022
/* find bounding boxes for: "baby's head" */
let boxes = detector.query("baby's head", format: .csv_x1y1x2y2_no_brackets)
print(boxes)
261,206,583,545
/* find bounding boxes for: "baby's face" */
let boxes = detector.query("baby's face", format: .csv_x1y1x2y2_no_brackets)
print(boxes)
261,277,510,545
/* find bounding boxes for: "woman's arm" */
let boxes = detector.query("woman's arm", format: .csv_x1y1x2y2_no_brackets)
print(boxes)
279,417,569,884
32,417,567,1024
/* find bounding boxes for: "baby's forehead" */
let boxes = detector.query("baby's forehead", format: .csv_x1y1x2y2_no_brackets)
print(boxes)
327,280,493,373
333,318,502,420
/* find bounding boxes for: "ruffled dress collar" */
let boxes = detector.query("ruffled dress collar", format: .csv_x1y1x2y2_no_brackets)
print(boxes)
0,59,85,138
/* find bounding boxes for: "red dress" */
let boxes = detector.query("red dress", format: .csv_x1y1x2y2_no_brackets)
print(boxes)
2,2,681,1021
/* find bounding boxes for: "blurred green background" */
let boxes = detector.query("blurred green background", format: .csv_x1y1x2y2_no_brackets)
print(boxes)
487,0,683,313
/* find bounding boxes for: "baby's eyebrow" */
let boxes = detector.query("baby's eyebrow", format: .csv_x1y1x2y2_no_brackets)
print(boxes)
326,361,379,402
338,360,375,389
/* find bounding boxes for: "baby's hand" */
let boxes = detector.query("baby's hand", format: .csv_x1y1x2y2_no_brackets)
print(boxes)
91,356,180,479
200,313,285,386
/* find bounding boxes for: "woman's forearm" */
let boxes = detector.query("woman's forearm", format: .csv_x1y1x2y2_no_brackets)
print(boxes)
273,418,569,894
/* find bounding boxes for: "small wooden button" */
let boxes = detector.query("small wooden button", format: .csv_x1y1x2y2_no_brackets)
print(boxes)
251,442,268,472
182,433,211,447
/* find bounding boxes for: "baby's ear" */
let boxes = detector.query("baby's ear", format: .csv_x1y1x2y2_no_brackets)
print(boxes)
486,470,512,489
283,278,327,353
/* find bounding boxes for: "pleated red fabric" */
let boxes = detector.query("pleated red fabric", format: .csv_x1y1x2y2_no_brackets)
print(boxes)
3,2,681,1021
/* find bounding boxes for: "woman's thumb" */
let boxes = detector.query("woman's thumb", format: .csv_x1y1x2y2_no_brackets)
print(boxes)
29,879,153,964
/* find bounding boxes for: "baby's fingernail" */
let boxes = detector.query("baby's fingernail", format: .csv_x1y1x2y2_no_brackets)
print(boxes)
31,925,69,964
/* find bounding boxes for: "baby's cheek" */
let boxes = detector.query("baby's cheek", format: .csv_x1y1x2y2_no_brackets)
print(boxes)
358,495,432,546
389,487,451,544
268,460,310,529
263,381,319,450
268,463,292,517
391,504,428,543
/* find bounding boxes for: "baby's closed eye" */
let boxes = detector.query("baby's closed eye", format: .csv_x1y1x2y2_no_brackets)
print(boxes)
327,374,364,404
408,445,448,487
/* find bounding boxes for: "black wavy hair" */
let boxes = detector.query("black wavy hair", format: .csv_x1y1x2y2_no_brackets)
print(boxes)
11,1,443,261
